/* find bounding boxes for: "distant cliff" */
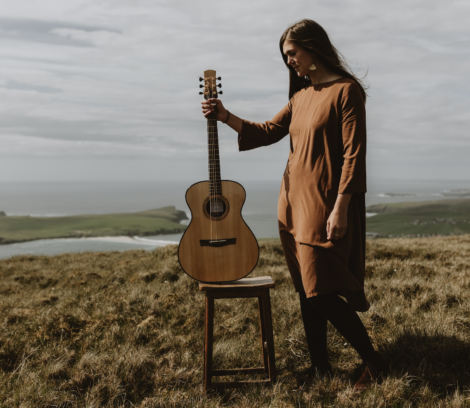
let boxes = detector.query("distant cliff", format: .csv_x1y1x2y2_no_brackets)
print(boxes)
366,198,470,237
0,206,188,245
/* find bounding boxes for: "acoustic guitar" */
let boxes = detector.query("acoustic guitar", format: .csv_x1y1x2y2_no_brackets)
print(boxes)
178,70,259,282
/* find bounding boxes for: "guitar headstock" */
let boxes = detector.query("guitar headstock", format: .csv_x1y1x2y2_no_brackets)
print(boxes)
199,70,222,99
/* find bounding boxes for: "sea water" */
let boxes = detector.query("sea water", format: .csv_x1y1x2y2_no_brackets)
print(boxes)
0,179,469,259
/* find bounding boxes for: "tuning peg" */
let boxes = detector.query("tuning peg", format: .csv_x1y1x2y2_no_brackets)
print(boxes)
218,90,223,95
217,77,221,80
199,77,204,82
217,84,222,88
199,84,203,88
199,92,203,95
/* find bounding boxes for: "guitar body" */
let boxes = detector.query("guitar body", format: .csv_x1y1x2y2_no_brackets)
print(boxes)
178,180,259,282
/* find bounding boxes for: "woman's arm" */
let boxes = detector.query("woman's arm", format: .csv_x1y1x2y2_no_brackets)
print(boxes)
202,97,291,151
327,83,367,241
201,98,242,133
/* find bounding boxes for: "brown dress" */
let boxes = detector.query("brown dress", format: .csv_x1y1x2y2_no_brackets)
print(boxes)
238,77,370,312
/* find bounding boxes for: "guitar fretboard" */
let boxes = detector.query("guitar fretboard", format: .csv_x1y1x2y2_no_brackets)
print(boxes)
207,111,222,196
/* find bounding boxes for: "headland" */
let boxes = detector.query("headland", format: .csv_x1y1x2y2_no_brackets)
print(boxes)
0,206,188,245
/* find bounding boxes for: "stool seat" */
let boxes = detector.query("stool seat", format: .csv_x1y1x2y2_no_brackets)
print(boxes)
199,276,276,393
199,276,275,291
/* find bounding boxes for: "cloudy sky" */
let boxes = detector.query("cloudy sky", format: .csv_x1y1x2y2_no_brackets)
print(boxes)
0,0,469,183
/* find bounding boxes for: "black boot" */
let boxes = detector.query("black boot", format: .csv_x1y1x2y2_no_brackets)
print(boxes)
354,351,386,391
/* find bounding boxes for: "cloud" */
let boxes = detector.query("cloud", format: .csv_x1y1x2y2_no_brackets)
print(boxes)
0,0,469,181
0,17,106,47
50,28,124,47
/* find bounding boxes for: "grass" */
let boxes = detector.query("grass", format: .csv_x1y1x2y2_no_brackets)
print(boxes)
366,198,470,236
0,206,187,245
1,236,470,407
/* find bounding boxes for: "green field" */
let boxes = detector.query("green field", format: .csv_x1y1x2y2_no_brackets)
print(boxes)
366,198,470,237
0,206,188,245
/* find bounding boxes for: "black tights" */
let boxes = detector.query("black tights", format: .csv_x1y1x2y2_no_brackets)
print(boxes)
299,290,376,367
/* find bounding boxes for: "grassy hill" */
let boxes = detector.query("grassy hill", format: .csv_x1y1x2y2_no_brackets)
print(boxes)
366,198,470,237
0,206,187,245
0,236,469,406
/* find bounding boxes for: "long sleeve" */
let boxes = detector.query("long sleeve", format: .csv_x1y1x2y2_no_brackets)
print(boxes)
238,102,292,151
338,83,367,194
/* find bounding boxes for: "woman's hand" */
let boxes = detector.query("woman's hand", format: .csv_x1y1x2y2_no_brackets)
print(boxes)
327,208,348,240
200,98,243,133
327,193,352,240
201,98,229,122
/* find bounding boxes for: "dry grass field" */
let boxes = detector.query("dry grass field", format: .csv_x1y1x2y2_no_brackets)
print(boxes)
1,236,470,407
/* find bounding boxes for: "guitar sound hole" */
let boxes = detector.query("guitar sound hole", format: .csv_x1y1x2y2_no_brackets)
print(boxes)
206,197,227,218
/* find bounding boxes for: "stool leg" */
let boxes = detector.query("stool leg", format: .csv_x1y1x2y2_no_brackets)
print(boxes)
258,296,269,374
261,289,276,384
204,294,214,394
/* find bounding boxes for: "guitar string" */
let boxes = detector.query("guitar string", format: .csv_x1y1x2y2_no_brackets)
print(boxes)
210,82,215,242
209,85,213,242
210,103,213,242
205,79,211,242
212,79,216,242
214,82,218,242
210,85,217,240
215,82,219,242
213,82,217,242
209,91,217,240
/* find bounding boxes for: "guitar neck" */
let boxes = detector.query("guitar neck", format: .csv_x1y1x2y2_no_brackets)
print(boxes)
207,111,222,196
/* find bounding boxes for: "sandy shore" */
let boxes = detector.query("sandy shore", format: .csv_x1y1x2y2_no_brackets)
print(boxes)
81,236,179,245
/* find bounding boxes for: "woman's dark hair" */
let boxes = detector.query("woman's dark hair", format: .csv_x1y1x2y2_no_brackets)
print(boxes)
280,19,368,101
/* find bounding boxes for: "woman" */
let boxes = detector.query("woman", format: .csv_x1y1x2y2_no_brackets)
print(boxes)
201,19,384,390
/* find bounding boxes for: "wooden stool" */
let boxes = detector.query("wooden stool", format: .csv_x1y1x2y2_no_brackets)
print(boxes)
199,276,276,393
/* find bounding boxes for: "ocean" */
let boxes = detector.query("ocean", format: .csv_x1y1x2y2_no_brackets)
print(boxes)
1,179,469,259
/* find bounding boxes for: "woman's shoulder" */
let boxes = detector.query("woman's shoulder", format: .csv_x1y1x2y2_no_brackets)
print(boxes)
296,77,359,96
289,77,364,107
326,77,361,94
338,78,365,104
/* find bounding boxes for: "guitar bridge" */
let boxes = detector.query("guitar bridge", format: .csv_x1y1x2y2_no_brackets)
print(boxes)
200,238,236,247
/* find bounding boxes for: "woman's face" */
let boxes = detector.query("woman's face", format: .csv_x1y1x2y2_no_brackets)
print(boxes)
282,39,315,77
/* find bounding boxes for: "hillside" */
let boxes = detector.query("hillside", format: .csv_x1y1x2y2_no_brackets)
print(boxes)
0,206,188,245
366,198,470,237
0,236,469,406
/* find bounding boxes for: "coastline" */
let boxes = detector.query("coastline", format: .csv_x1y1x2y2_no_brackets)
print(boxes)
0,233,184,260
0,228,185,246
0,235,180,247
82,236,179,245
